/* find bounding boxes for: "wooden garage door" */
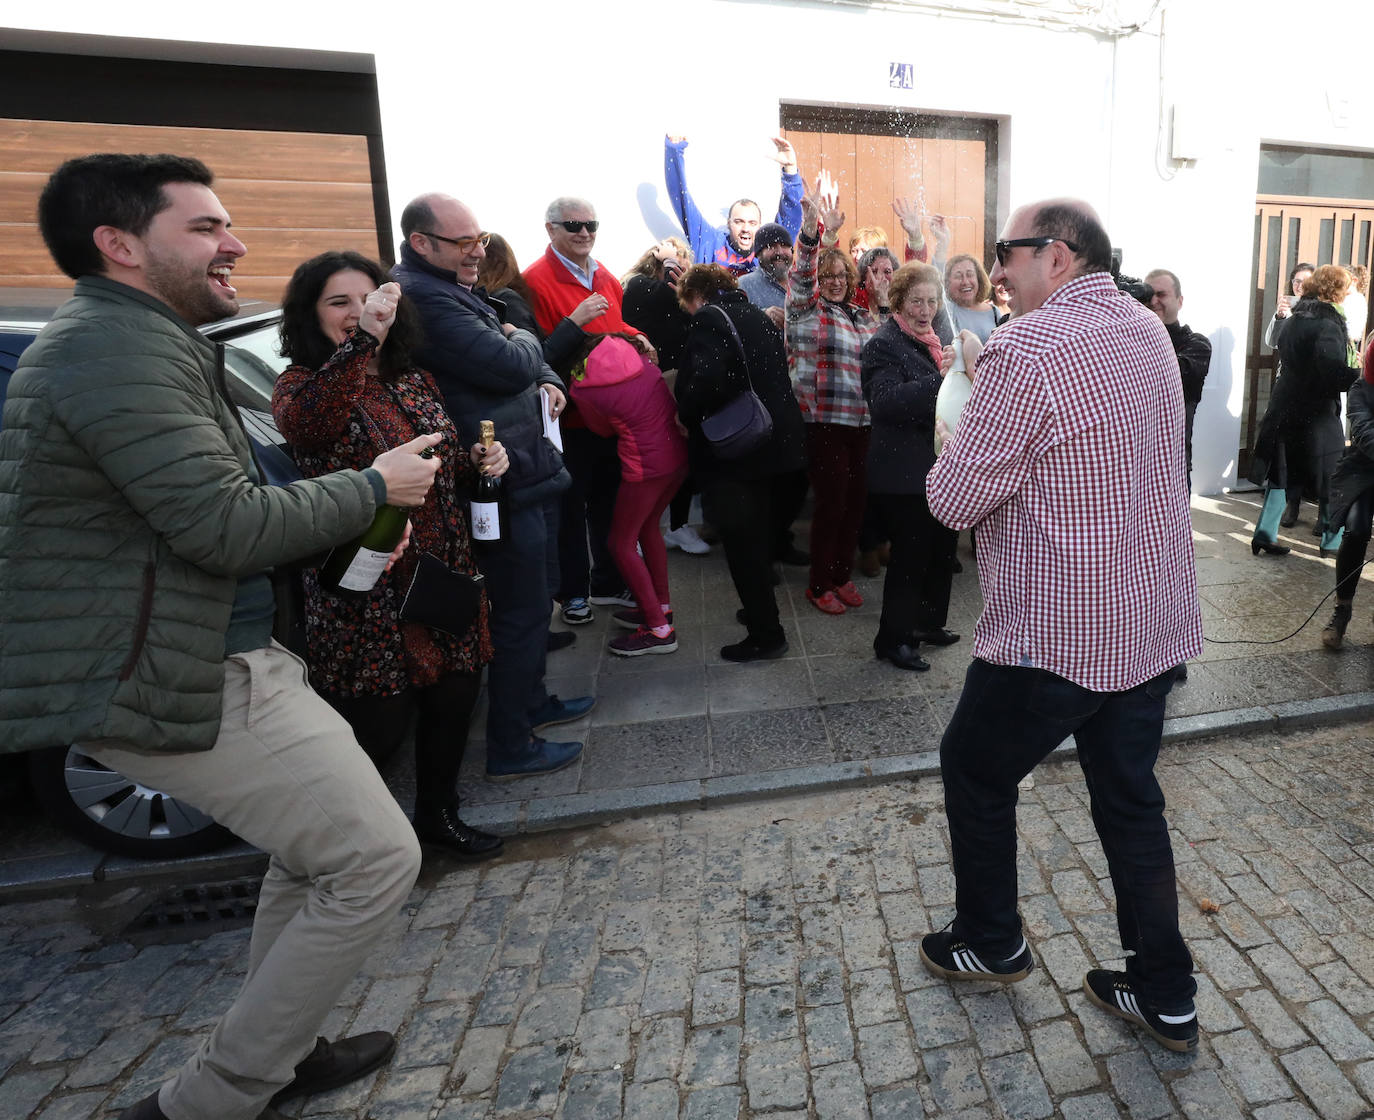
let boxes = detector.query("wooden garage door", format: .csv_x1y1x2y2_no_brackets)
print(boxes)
0,118,380,302
781,105,998,267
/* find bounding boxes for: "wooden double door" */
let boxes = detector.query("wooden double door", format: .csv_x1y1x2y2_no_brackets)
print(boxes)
780,104,998,269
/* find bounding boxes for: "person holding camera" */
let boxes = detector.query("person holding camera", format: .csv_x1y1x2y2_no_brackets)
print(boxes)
1145,268,1211,482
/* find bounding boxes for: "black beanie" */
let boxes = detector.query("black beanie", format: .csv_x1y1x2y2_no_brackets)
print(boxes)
752,223,793,255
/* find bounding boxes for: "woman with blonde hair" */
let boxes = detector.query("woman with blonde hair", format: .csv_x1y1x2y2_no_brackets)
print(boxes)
944,252,998,342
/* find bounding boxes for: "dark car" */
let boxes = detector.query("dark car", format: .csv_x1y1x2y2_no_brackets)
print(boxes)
1,288,296,858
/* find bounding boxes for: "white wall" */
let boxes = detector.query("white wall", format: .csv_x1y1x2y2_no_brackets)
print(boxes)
9,0,1374,495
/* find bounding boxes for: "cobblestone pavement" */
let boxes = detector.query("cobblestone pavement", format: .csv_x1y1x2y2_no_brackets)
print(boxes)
7,720,1374,1118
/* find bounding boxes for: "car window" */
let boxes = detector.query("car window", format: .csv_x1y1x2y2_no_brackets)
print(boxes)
218,321,289,412
0,330,36,377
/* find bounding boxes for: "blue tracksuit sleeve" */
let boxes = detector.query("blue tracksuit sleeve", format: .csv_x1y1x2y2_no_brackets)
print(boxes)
777,171,804,238
665,136,714,263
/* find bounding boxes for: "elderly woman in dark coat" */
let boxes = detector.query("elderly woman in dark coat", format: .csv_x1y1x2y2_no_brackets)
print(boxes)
674,264,807,662
860,262,960,671
1320,338,1374,648
1249,264,1360,556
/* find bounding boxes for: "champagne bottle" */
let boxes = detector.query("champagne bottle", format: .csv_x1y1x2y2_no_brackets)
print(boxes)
470,419,503,544
319,443,436,598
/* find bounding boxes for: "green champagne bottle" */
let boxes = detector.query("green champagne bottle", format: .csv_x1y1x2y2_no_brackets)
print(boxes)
319,444,436,598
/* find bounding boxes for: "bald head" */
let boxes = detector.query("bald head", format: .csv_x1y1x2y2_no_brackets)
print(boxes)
1025,198,1112,274
402,192,486,286
991,197,1112,317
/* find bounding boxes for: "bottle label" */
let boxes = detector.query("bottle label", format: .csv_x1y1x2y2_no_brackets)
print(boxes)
471,501,501,541
336,546,392,591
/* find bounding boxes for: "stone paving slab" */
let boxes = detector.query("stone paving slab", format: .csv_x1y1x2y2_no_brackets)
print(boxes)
5,721,1374,1116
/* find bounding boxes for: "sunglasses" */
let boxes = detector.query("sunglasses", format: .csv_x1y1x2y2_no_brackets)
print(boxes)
557,220,599,234
422,230,491,252
994,237,1079,265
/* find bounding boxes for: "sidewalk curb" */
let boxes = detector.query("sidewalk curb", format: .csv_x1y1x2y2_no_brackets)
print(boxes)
6,690,1374,900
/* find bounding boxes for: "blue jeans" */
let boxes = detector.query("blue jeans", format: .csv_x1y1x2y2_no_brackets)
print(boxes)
940,658,1196,1013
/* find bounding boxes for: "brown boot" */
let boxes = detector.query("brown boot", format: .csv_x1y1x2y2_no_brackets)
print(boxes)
1322,602,1353,650
858,549,881,577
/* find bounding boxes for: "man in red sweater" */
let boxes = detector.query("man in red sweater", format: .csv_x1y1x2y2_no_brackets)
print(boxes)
523,198,655,626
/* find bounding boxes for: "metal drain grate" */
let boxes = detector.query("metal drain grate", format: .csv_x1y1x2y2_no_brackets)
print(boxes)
123,877,261,945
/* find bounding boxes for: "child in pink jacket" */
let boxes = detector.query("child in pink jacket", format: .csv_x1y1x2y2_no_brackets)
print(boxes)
569,335,688,656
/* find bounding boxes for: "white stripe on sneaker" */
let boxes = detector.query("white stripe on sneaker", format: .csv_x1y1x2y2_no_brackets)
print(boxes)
956,948,989,973
1118,991,1142,1020
1158,1011,1197,1024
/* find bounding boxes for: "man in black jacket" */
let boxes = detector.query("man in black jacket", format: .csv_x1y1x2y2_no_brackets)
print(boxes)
1147,269,1212,482
392,193,593,780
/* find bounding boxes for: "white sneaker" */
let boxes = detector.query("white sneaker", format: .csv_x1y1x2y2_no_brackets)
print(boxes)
664,525,711,555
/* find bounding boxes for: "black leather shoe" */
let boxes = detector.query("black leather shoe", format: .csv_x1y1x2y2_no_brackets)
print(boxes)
776,545,810,566
118,1091,169,1120
1250,540,1290,556
721,636,788,662
547,630,575,652
916,628,960,646
414,806,504,860
272,1032,397,1104
875,642,930,671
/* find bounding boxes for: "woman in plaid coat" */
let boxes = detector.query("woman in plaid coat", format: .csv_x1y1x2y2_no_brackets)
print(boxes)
786,176,879,615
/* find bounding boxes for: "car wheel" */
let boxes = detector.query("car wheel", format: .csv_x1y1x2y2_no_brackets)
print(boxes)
27,745,235,859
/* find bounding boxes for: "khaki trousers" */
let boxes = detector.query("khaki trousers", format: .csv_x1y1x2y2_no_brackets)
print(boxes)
88,641,421,1120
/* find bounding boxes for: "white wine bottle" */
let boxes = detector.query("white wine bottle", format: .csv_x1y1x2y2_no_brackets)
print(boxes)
470,419,503,544
319,443,436,597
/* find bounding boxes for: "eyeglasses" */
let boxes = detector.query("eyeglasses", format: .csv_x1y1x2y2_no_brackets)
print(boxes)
556,220,599,234
422,230,491,252
994,237,1079,265
820,272,849,282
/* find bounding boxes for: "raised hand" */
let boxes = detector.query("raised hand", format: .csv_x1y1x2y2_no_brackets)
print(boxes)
359,282,401,343
892,197,924,240
802,172,844,239
816,170,844,234
768,136,799,175
929,213,952,250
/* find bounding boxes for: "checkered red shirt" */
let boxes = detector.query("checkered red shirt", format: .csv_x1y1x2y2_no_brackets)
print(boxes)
926,272,1202,691
785,234,877,426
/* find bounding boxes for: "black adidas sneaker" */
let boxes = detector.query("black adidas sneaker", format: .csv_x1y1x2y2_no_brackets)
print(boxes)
1083,969,1198,1052
919,930,1035,983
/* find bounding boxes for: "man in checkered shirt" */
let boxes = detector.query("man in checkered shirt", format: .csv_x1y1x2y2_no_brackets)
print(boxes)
917,198,1205,1054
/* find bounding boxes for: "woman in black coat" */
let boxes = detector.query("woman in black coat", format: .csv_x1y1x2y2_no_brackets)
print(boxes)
674,264,807,662
1320,338,1374,647
1249,264,1360,555
860,262,960,671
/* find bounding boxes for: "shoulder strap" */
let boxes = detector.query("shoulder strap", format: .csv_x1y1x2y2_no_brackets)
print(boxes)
704,303,754,391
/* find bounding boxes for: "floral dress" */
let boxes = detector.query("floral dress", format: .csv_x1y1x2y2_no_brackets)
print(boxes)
272,328,492,699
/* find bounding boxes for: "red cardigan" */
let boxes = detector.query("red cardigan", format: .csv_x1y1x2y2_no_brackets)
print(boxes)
522,246,635,337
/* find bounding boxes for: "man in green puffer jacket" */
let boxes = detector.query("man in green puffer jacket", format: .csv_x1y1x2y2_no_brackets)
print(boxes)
0,154,443,1120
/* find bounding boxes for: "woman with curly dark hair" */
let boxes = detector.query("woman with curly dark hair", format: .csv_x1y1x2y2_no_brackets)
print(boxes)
273,250,510,859
675,264,807,660
1249,264,1360,557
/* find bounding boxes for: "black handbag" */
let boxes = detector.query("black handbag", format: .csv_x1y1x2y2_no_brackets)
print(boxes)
398,552,484,637
699,304,773,459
